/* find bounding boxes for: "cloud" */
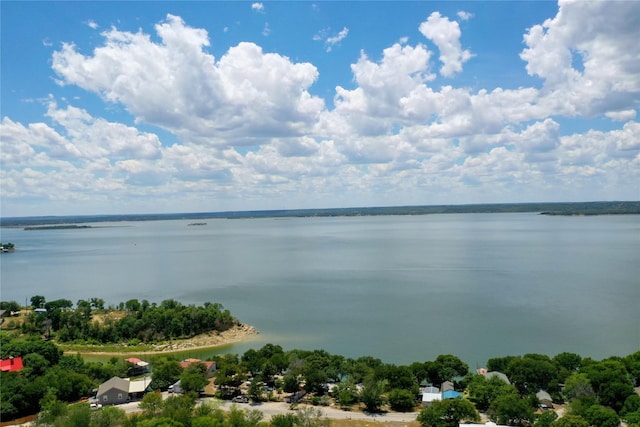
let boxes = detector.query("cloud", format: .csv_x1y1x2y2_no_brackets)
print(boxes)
51,15,324,145
86,20,99,29
262,22,271,36
251,3,264,13
520,0,640,117
419,12,472,77
3,3,639,215
325,27,349,52
314,27,350,52
457,11,473,21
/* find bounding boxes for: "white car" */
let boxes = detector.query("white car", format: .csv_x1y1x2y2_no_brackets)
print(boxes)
90,403,103,409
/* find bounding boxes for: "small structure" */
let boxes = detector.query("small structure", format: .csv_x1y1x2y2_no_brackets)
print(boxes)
179,358,216,377
421,386,441,407
441,381,455,392
536,390,554,410
97,377,130,405
125,358,150,376
442,390,462,400
482,371,511,384
0,356,24,372
128,376,152,399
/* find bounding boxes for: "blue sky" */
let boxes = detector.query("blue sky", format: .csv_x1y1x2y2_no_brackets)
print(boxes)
1,1,639,216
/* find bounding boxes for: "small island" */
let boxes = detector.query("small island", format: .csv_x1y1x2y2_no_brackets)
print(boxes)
1,242,15,252
24,224,94,230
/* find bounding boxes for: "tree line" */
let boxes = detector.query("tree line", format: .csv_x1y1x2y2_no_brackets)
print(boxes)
10,295,238,344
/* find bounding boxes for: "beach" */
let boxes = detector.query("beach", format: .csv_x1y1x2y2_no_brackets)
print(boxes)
60,323,259,356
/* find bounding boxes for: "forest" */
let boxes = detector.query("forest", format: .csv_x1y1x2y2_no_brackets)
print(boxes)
7,296,238,344
1,298,639,427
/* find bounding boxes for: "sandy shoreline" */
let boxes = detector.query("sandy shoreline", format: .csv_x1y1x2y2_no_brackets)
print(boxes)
61,324,259,356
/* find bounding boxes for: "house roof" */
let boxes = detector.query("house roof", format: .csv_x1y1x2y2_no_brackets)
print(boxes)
536,390,552,402
482,371,511,384
441,381,454,392
422,386,440,394
125,358,149,367
97,377,130,396
442,390,462,399
129,377,152,393
0,356,23,372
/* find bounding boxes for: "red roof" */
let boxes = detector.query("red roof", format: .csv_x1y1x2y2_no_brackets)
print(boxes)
0,356,24,372
125,358,142,364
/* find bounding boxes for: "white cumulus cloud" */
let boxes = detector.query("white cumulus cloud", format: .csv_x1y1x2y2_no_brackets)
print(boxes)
419,12,473,77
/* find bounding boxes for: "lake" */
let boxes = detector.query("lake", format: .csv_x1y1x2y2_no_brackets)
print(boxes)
1,213,638,365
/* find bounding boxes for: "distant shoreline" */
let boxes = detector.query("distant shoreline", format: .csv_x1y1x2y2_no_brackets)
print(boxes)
2,201,639,227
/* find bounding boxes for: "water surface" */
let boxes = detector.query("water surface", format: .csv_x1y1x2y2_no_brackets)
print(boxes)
1,213,638,365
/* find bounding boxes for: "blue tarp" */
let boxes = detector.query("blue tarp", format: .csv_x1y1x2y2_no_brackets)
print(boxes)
442,390,461,399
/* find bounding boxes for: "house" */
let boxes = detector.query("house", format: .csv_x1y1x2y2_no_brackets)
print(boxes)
0,356,24,372
125,358,150,375
97,377,130,405
421,386,441,407
179,358,216,377
536,390,554,409
96,375,152,404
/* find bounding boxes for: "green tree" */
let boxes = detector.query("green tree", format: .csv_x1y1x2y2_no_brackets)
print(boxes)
139,391,164,417
247,378,264,402
387,388,417,412
294,406,329,427
0,300,22,312
271,414,298,427
359,377,386,413
431,354,469,385
417,398,480,427
91,405,126,427
583,404,619,427
55,403,91,427
488,394,535,427
550,414,589,427
332,380,359,408
161,393,196,426
36,391,68,425
563,373,594,401
180,363,208,394
467,374,518,411
151,357,183,390
534,411,558,427
31,295,46,309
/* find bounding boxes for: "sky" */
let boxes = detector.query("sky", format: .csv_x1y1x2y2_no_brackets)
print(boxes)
1,1,639,217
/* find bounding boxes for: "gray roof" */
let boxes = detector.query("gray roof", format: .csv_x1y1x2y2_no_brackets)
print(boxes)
483,371,511,384
536,390,552,402
97,377,130,396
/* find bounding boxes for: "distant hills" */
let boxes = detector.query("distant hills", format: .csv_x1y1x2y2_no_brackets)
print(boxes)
1,201,639,227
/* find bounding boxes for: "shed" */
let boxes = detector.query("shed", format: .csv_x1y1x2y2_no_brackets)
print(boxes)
442,390,462,399
421,386,441,407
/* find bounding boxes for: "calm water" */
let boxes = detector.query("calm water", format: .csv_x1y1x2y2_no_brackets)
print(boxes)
1,213,638,365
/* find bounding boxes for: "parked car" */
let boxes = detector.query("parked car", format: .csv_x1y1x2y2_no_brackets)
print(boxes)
231,395,249,403
90,403,103,409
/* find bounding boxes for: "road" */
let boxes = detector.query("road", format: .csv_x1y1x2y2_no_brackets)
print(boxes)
118,392,420,423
